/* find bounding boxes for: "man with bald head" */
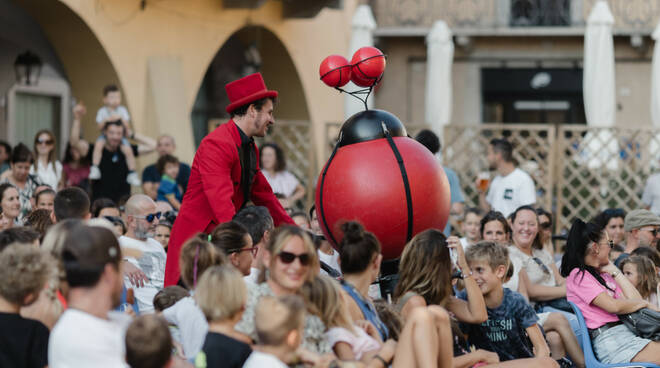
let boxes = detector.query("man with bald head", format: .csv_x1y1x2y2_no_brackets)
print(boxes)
119,194,166,313
142,135,191,200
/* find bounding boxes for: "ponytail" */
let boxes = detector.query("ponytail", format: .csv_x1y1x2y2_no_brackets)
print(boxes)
560,219,614,292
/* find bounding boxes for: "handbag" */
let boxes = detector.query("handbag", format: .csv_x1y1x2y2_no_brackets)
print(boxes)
618,308,660,341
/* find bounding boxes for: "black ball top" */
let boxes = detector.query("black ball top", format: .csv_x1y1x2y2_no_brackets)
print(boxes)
338,109,407,147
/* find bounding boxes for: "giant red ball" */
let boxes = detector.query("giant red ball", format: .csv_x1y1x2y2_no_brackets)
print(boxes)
315,110,450,260
351,46,386,80
319,55,352,87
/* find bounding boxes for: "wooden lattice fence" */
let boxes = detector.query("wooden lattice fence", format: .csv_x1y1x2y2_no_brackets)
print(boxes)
442,124,556,216
555,126,660,231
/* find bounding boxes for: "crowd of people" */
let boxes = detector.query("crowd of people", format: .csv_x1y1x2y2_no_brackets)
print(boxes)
0,75,659,368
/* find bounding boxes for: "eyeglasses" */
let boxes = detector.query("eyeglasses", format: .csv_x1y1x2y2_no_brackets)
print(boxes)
532,257,551,275
229,246,258,257
540,222,552,230
277,251,311,266
37,139,54,145
133,212,162,223
597,240,614,249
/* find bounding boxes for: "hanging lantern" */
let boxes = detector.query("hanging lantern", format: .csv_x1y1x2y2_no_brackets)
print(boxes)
14,51,42,86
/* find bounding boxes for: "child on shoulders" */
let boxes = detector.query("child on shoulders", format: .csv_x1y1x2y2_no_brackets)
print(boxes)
90,84,140,186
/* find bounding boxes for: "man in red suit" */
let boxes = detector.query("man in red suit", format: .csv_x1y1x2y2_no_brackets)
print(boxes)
164,73,294,286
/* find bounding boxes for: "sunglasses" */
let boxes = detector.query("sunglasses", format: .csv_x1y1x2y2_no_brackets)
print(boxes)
133,212,162,223
277,251,311,266
540,222,552,229
229,246,258,257
37,139,54,145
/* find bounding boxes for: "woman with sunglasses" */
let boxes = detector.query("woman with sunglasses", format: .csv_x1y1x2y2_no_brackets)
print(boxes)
235,225,330,353
30,130,63,191
592,208,626,248
536,208,555,259
561,219,660,365
210,221,255,276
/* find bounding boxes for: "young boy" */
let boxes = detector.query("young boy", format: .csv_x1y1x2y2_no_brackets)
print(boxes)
460,207,482,249
242,295,306,368
90,84,140,186
459,241,550,361
0,244,53,368
156,155,182,211
125,314,173,368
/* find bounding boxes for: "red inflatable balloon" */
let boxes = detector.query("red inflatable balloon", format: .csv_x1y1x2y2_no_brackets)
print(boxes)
316,110,450,260
319,55,352,87
351,46,386,80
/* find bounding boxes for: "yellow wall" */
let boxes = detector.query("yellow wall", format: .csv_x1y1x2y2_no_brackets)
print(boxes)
17,0,356,170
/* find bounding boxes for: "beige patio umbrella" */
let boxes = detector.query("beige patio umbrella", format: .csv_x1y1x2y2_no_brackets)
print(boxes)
425,20,454,141
344,4,376,119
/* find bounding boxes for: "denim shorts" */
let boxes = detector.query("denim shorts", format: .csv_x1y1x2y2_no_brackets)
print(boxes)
593,324,651,364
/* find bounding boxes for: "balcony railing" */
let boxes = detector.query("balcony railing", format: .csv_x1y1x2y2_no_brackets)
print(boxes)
510,0,571,27
371,0,660,35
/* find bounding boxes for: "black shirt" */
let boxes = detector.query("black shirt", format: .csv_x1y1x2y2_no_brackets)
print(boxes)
0,312,49,368
91,144,138,203
197,332,251,368
236,126,257,206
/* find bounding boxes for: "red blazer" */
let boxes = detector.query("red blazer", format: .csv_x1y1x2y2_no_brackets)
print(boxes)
164,120,294,286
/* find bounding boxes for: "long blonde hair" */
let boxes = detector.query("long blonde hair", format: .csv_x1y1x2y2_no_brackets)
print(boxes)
302,274,356,334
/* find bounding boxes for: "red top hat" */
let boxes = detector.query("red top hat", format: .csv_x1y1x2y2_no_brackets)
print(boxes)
225,73,278,113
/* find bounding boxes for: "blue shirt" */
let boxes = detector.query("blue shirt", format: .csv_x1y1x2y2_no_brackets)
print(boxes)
157,175,182,202
457,288,538,361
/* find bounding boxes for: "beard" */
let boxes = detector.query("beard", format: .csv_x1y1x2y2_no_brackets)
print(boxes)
135,222,154,240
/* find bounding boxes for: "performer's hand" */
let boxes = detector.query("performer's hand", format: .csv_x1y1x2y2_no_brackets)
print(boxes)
123,261,148,287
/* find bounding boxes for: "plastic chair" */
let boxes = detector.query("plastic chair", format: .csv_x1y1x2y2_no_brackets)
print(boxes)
568,301,659,368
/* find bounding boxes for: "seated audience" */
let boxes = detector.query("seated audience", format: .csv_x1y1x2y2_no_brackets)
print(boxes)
243,295,306,368
460,207,482,250
194,265,252,368
615,209,660,267
34,188,55,212
260,142,305,210
0,226,40,251
92,197,120,218
592,208,626,248
235,225,329,353
125,315,174,368
1,143,42,221
209,221,254,276
0,183,21,229
48,224,131,367
142,135,190,200
536,208,555,258
620,255,660,307
154,221,172,251
31,130,63,191
337,222,389,340
0,244,53,368
120,194,167,313
233,206,274,284
53,187,91,222
561,219,660,365
156,155,183,211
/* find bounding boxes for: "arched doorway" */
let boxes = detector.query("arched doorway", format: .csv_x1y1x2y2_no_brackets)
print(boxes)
2,0,123,153
191,26,314,208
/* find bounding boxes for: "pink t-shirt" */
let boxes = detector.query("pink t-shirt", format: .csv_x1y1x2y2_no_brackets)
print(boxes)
325,326,381,360
566,268,623,329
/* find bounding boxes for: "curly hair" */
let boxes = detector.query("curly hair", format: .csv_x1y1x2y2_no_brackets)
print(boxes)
0,244,54,305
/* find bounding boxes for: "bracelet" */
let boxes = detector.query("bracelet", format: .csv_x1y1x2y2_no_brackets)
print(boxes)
374,354,389,367
611,270,620,278
461,270,473,279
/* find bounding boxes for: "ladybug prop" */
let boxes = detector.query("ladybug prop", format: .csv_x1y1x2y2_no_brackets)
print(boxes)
317,47,451,260
315,109,451,260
